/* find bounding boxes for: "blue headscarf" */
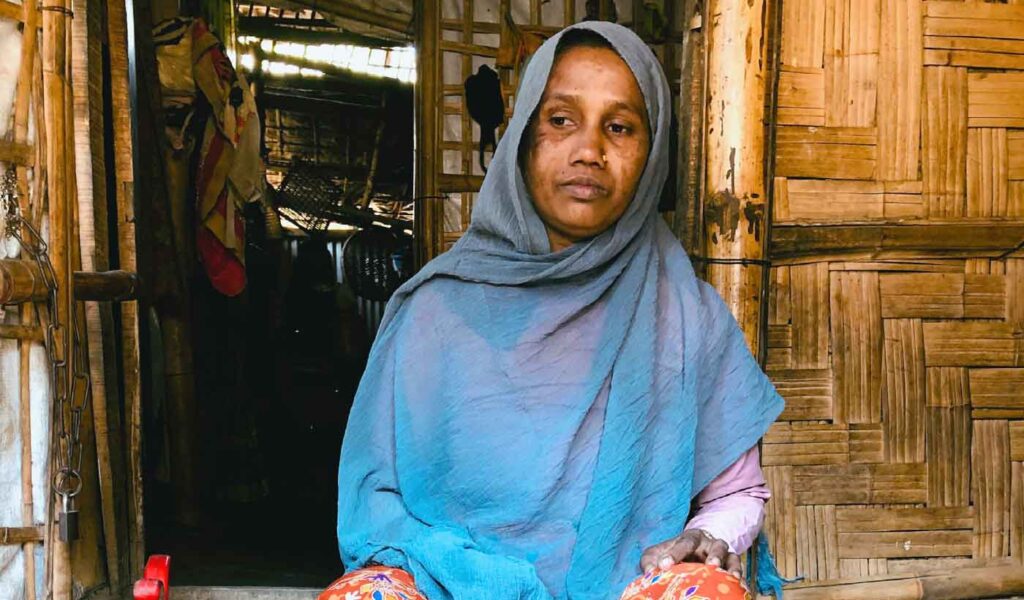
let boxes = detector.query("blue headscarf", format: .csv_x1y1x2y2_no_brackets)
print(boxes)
337,21,785,599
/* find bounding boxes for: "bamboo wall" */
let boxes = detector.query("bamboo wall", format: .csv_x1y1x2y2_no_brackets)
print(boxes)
763,0,1024,586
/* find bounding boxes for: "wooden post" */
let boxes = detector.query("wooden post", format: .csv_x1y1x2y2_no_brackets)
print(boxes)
414,0,442,266
702,0,773,355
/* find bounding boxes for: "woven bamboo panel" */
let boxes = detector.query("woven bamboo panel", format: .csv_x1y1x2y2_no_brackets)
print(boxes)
767,2,1024,584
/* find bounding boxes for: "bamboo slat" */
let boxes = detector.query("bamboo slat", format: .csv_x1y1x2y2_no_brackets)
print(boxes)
779,180,884,223
879,273,963,319
772,369,834,421
780,565,1024,599
849,423,885,463
1008,130,1024,181
772,222,1024,261
923,67,968,217
830,271,883,424
796,505,841,581
794,463,927,505
775,127,877,180
764,466,799,580
1010,422,1024,462
925,1,1024,41
972,420,1012,558
781,0,826,68
1010,259,1024,326
970,368,1024,417
882,319,926,463
836,506,973,532
928,406,972,506
1012,461,1023,562
927,367,970,407
824,0,879,128
877,0,921,182
837,530,972,559
967,128,1009,217
790,263,829,369
968,71,1024,128
777,67,825,126
964,274,1006,319
923,322,1023,367
770,265,792,325
763,422,850,466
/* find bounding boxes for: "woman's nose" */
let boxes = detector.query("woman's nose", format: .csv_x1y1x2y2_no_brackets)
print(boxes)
569,124,605,167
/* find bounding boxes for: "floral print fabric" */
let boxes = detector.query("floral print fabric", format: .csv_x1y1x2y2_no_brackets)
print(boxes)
318,563,750,600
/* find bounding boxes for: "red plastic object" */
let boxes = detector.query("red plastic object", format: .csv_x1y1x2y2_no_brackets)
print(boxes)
133,555,171,600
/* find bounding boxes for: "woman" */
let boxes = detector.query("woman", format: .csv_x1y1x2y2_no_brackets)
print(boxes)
322,22,785,600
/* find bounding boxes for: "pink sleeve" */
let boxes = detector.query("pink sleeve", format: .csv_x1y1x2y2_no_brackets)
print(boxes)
683,446,770,554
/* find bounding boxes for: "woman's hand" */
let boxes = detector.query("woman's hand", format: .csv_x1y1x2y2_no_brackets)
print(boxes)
640,529,743,580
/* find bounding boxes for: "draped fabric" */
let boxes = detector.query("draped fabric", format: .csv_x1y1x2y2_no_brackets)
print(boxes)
336,21,784,600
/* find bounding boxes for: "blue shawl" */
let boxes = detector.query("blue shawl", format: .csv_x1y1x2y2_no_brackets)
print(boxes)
336,21,785,600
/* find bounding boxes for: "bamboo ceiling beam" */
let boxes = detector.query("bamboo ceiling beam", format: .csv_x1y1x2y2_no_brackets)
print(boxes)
236,16,395,48
701,0,773,356
285,0,411,35
257,0,412,40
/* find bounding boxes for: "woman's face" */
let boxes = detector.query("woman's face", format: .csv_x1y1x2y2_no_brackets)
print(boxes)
523,44,651,252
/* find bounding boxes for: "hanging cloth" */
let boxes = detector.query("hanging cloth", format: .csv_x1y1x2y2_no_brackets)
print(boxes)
190,18,264,296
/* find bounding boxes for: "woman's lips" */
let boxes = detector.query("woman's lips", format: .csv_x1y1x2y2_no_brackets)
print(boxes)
559,177,608,200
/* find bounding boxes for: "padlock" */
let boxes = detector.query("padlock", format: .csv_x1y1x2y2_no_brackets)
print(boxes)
58,495,79,542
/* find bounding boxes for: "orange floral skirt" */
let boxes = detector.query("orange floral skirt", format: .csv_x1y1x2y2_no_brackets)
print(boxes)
318,563,750,600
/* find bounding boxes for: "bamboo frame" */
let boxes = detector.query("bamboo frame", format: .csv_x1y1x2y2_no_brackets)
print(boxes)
40,0,73,596
106,0,146,578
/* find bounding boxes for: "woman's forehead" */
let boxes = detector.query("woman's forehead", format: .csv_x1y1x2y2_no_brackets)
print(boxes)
541,46,647,117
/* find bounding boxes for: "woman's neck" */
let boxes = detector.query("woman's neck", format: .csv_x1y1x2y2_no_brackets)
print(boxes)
546,228,575,253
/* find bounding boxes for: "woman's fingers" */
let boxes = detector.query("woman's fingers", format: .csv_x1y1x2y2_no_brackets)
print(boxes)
703,539,730,567
661,532,700,569
640,540,675,573
724,552,743,580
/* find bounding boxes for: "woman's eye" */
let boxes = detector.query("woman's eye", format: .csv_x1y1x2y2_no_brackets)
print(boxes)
550,116,569,127
608,122,632,135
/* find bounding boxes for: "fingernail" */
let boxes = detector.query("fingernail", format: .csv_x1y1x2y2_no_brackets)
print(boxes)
659,557,673,570
707,557,721,567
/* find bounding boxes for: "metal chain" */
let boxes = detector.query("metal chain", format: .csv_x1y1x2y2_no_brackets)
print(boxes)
2,166,91,538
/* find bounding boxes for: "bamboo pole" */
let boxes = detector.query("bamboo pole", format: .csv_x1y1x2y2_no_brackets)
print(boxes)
71,0,122,588
701,0,773,355
107,0,146,578
18,2,42,586
14,5,39,595
415,0,442,266
40,0,73,596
